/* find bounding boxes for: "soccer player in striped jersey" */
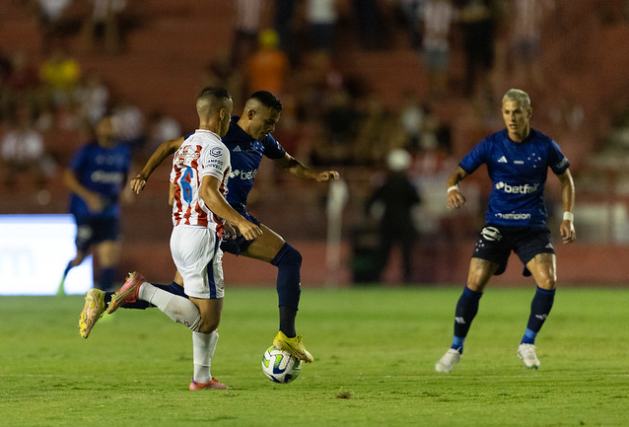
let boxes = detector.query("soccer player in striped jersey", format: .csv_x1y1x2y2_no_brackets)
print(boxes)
136,91,337,362
106,87,262,390
79,91,335,365
435,88,576,373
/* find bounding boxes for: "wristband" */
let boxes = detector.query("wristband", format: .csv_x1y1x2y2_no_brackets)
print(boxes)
447,185,459,194
563,212,574,222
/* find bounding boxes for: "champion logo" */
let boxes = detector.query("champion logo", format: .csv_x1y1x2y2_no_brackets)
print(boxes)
498,156,508,163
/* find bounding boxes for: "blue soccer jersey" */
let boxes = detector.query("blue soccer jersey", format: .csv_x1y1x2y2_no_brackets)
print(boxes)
222,117,286,210
459,128,569,228
68,141,131,219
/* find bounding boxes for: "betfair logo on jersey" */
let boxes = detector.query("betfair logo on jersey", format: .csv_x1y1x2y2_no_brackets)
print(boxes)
229,169,257,180
495,181,539,194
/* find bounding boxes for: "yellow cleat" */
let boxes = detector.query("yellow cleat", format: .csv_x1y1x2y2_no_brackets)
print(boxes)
79,289,106,339
273,331,314,363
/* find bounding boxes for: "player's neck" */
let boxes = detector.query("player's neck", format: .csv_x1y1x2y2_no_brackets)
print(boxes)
508,127,530,143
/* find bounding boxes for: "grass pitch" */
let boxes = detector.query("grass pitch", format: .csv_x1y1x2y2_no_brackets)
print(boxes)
1,286,627,426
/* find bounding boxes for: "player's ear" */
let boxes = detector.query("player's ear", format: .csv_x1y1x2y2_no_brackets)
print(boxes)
247,108,256,120
219,108,226,121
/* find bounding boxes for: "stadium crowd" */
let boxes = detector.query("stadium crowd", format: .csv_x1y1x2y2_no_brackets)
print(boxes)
1,0,628,282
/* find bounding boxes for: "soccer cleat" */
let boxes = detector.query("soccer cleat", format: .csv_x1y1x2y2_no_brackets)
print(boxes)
79,288,106,338
107,271,146,314
189,378,229,390
518,343,540,369
435,348,462,373
272,331,314,363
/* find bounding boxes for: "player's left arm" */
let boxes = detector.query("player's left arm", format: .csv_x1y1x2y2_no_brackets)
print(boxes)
275,152,339,182
131,136,185,194
557,169,576,244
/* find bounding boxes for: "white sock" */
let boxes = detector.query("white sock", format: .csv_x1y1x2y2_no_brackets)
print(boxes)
139,283,202,331
193,331,219,383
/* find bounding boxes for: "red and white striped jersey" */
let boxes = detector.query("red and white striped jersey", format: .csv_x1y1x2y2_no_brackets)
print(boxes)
170,129,230,232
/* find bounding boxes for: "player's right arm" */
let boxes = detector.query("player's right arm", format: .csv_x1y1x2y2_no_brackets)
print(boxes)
199,175,262,241
63,168,103,212
446,166,468,211
130,136,185,194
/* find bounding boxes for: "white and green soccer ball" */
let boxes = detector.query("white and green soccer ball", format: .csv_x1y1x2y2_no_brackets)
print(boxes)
261,346,302,384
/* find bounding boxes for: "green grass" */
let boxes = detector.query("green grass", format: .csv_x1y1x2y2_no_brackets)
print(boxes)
1,287,628,426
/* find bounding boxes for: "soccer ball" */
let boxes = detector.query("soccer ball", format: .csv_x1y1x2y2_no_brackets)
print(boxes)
261,346,302,384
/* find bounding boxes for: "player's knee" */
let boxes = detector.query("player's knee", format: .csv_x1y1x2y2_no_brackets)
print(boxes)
537,275,556,290
198,317,220,334
272,244,302,269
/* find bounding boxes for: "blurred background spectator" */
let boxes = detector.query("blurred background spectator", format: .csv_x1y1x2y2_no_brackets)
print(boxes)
365,148,421,283
246,28,289,96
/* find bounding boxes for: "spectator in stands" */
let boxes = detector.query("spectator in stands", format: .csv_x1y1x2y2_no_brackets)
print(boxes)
36,0,73,53
0,104,56,199
419,0,457,98
311,87,359,166
353,93,401,166
231,0,266,69
39,46,81,111
459,0,495,98
111,97,144,149
399,90,425,153
509,0,554,87
1,51,40,120
366,148,421,283
81,0,127,54
246,29,289,96
306,0,337,54
144,110,181,153
352,0,384,50
398,0,425,48
274,0,299,63
75,71,109,126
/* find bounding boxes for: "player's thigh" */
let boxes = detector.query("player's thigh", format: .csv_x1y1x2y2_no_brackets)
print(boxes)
241,223,286,262
95,240,121,267
189,296,223,332
467,257,500,292
171,227,224,299
526,253,557,290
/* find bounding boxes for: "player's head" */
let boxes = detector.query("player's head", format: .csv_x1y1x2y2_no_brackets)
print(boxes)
196,86,233,137
240,91,282,140
95,115,117,147
502,88,532,140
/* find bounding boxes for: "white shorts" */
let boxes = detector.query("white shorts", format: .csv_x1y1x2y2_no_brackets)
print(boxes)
170,225,225,299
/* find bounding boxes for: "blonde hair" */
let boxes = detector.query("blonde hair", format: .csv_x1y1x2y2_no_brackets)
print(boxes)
502,88,531,110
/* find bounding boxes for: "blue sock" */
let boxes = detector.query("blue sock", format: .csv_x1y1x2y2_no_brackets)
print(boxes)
271,243,302,337
521,287,555,344
98,267,115,291
451,286,483,352
63,260,73,277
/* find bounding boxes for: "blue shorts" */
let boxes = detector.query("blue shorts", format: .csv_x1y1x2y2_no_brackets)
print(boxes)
75,216,120,253
472,224,555,277
220,209,261,256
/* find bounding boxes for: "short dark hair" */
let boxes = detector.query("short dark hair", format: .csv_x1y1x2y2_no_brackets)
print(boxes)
198,86,231,101
249,91,282,111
